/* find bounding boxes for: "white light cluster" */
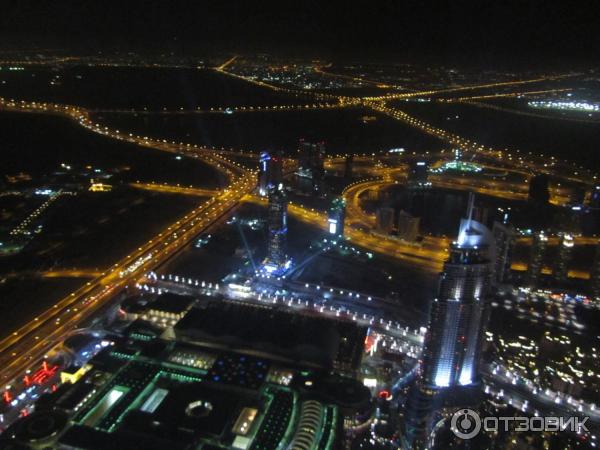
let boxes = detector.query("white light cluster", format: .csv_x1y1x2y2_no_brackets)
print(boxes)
529,100,600,112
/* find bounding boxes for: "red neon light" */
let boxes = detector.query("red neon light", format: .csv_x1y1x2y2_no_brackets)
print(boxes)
30,362,58,385
3,391,11,404
378,390,390,399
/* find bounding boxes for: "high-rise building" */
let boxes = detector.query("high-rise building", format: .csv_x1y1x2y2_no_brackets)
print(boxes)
407,161,431,189
257,151,283,196
528,231,548,286
402,382,440,450
367,189,380,201
375,207,395,234
344,154,354,180
591,243,600,303
554,232,574,283
528,174,550,205
403,194,493,448
262,183,289,274
491,220,515,285
327,197,346,238
296,140,325,194
397,210,420,242
420,220,492,389
588,184,600,210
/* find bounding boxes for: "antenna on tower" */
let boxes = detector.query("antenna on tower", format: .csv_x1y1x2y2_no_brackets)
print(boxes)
466,192,475,228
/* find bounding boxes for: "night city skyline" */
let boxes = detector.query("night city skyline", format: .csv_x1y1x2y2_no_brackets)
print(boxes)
1,2,600,450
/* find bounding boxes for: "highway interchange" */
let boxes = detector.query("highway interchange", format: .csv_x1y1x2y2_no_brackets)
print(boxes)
0,61,599,435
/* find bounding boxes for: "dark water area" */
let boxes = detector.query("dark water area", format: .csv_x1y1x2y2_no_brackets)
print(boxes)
92,108,445,155
0,67,313,109
0,112,221,188
393,101,600,167
380,185,591,238
382,186,526,236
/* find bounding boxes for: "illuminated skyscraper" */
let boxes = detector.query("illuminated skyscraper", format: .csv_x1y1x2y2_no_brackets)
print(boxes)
257,151,283,196
554,232,574,283
528,231,548,286
404,194,492,448
491,220,515,285
420,220,492,388
327,197,345,238
262,183,289,274
296,140,325,193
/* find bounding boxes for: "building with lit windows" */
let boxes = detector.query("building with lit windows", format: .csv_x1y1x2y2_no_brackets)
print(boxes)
296,140,325,194
420,219,492,389
407,161,431,189
403,195,493,449
491,220,515,285
140,293,195,328
262,183,290,275
554,232,574,283
257,151,282,197
375,207,395,234
590,244,600,303
1,299,370,450
327,197,345,238
528,231,548,286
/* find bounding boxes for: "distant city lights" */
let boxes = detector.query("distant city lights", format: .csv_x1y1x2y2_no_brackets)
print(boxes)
529,100,600,113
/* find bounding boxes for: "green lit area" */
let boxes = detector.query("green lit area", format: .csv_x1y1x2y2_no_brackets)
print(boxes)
430,159,482,173
29,335,347,450
81,386,129,428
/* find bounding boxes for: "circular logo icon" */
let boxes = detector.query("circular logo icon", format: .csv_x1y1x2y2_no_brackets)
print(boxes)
451,408,481,440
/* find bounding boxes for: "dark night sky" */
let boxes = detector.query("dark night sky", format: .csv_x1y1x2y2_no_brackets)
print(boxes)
1,0,598,67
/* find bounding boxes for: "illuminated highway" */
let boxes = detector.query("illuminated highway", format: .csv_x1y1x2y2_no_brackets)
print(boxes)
0,172,256,385
215,65,595,187
313,65,393,88
89,102,344,115
363,74,573,101
440,87,573,103
130,182,219,197
0,97,260,388
0,65,596,400
365,99,595,186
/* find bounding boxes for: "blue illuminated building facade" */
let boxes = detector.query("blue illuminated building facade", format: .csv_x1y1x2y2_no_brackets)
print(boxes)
262,183,290,275
258,151,283,197
403,195,493,448
327,197,345,239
